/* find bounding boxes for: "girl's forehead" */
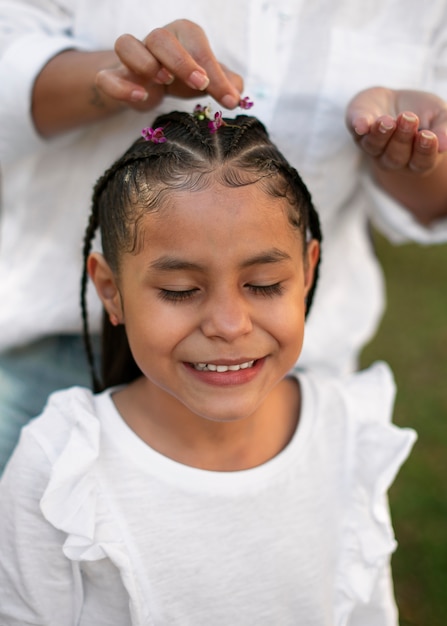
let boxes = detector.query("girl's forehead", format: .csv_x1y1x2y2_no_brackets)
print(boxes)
130,185,304,263
139,184,297,236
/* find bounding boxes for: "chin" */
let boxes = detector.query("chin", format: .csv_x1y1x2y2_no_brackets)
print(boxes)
191,400,264,424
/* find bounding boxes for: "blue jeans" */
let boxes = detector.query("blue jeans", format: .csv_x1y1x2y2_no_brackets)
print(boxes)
0,334,101,474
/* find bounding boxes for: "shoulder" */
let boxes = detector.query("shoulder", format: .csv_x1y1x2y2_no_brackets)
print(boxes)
293,361,416,486
20,385,100,462
297,360,397,429
0,385,119,542
1,385,104,500
295,363,416,619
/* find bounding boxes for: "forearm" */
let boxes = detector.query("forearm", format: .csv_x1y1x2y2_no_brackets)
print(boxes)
32,49,126,138
371,153,447,225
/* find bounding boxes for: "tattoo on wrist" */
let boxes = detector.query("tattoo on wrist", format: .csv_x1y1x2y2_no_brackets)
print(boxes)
89,85,107,109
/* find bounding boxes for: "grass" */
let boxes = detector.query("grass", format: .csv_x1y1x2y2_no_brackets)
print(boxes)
359,230,447,626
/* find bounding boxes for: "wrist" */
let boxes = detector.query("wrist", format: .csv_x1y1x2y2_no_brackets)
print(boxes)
32,49,124,137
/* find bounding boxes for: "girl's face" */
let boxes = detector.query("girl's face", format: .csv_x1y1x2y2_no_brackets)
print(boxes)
91,182,319,426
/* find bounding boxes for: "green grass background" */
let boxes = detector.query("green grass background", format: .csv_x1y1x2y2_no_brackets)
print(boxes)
359,231,447,626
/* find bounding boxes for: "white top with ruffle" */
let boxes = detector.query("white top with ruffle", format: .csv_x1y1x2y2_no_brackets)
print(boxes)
0,362,416,625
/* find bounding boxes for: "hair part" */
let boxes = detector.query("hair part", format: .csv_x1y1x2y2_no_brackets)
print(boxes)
81,111,322,392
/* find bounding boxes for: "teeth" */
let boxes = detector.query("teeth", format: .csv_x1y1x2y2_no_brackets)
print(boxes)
193,360,255,372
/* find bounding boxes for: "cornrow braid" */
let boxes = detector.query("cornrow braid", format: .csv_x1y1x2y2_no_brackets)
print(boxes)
305,197,322,313
81,150,168,392
153,110,214,155
81,110,322,391
80,210,101,392
253,158,322,313
224,116,266,156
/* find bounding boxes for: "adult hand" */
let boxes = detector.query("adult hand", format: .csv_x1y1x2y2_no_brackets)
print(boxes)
96,19,243,111
346,87,447,223
346,87,447,174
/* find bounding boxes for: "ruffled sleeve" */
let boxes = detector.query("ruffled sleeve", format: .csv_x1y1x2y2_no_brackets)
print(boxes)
40,388,106,559
39,388,148,625
334,361,417,625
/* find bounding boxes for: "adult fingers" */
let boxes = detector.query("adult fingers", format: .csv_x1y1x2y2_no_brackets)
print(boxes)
407,130,439,173
377,112,419,170
145,20,242,108
355,115,396,157
115,33,172,87
346,87,395,137
95,64,165,109
427,108,447,152
357,112,440,173
99,30,210,107
374,112,439,173
97,22,245,110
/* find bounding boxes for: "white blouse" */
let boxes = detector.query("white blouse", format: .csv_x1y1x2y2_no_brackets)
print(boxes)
0,362,416,625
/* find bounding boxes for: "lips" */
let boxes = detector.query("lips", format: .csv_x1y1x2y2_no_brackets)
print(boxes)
192,360,255,372
186,358,264,387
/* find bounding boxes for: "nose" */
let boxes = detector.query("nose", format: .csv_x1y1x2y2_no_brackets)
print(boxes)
201,289,253,341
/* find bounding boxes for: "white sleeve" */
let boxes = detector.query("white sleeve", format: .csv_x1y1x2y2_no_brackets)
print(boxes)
363,173,447,245
0,428,82,625
347,563,398,626
0,0,93,160
334,362,417,625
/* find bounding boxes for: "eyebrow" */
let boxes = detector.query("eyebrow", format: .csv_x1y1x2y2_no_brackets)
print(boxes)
240,248,292,268
149,248,292,272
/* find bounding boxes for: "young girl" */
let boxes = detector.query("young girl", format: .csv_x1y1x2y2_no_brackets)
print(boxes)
0,110,416,625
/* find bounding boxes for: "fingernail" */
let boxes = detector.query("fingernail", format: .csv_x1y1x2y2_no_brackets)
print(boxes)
353,125,367,136
419,130,435,147
221,94,240,109
352,117,369,136
187,70,209,91
379,120,395,134
130,89,148,102
400,112,418,130
155,68,175,85
402,112,417,122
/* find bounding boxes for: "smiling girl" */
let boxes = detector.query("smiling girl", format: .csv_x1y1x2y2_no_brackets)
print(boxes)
0,110,416,625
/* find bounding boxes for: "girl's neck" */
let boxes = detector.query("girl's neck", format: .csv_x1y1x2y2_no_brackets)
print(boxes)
111,377,301,471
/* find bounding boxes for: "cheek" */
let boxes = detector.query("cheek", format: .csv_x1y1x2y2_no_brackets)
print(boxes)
123,300,194,359
282,310,306,349
266,294,306,350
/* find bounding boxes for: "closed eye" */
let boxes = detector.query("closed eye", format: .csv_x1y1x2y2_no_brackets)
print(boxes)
158,283,284,303
246,283,284,297
158,288,199,303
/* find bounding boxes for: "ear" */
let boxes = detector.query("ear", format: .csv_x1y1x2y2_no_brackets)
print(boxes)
303,239,320,297
88,252,124,324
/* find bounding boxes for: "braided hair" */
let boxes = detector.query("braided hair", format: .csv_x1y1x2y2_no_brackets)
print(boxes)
81,110,322,392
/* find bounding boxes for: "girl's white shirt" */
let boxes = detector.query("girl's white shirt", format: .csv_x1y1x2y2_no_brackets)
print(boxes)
0,0,447,372
0,362,416,625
